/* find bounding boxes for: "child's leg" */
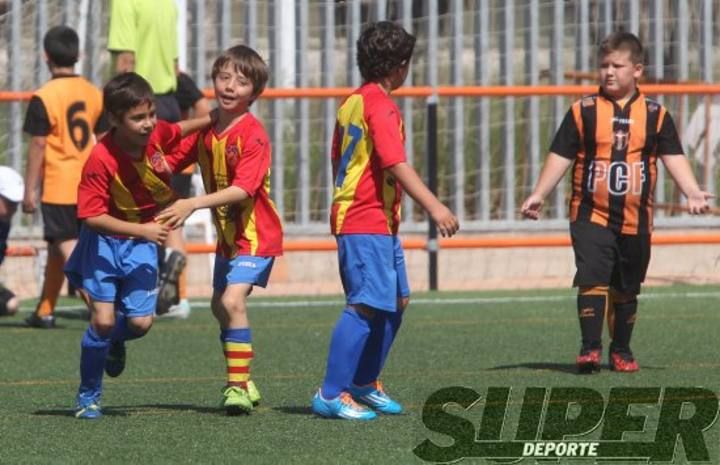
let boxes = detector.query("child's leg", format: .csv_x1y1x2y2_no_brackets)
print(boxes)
321,305,374,399
353,298,407,386
214,283,254,388
577,285,609,351
78,300,115,401
111,313,153,343
609,289,638,354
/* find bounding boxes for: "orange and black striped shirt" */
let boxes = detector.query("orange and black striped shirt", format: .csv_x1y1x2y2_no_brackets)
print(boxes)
550,88,684,235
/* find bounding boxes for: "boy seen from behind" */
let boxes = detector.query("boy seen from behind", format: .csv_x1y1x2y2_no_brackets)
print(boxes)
158,45,283,415
521,32,711,374
65,73,211,419
310,21,459,421
22,25,109,328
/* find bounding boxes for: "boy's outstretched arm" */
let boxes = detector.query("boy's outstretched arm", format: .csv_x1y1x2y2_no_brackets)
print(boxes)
387,162,459,237
85,214,170,245
156,186,248,229
660,155,713,214
176,108,217,137
521,152,573,220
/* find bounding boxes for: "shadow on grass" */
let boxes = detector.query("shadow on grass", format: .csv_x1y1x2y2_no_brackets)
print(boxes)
489,362,664,374
34,404,220,417
272,405,313,415
55,308,90,321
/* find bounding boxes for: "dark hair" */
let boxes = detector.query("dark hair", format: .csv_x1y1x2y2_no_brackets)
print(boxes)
357,21,416,82
103,72,155,118
211,45,269,103
598,31,644,64
44,25,79,67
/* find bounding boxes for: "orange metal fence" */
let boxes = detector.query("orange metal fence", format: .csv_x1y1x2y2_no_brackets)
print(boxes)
7,233,720,257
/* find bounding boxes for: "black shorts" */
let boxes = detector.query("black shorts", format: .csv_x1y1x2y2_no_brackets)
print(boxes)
41,203,81,243
570,220,651,295
171,173,193,199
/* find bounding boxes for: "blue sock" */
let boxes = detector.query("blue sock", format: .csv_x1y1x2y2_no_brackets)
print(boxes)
220,328,252,344
321,307,371,399
110,312,143,344
353,310,403,386
78,326,110,400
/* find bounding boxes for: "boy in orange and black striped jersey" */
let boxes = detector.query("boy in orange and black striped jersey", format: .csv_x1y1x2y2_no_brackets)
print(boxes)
521,32,712,374
22,26,109,328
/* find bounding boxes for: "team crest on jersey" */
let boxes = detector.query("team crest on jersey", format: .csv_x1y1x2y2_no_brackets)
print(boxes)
149,151,169,173
226,144,240,167
647,102,659,113
612,130,629,150
582,97,595,107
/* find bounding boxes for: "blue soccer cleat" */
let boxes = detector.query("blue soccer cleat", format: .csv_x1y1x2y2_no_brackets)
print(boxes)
349,380,403,414
311,390,377,420
75,394,102,420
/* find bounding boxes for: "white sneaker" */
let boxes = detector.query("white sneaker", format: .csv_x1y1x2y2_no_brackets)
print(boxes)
159,299,191,319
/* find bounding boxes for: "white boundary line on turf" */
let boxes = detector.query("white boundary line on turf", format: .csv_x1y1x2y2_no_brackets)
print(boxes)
23,290,720,312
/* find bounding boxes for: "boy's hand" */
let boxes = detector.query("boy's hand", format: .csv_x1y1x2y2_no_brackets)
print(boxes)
521,194,545,220
22,191,38,214
686,190,714,214
156,199,195,229
430,205,459,237
140,222,170,245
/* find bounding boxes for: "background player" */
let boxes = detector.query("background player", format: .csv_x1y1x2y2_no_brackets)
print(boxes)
521,31,712,373
22,25,108,328
0,166,24,318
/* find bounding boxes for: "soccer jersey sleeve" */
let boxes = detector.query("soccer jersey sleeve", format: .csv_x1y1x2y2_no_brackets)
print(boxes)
76,152,112,219
365,100,406,169
22,96,51,136
151,120,183,153
232,131,271,196
656,112,684,156
107,0,136,52
549,108,582,159
165,131,200,174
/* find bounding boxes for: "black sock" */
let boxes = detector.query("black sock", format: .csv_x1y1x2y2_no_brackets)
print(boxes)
611,299,637,354
577,292,607,351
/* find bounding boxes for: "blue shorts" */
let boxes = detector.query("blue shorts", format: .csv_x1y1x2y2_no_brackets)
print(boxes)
64,226,158,317
336,234,410,313
213,255,275,291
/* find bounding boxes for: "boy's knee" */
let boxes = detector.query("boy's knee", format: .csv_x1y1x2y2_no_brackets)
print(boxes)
128,315,153,335
92,322,115,337
579,285,609,296
221,295,247,315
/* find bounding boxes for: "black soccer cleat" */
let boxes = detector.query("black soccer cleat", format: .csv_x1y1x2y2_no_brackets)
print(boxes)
155,250,187,315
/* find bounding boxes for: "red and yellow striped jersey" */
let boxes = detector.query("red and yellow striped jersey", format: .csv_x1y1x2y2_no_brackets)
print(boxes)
550,88,684,235
330,82,406,235
166,113,283,258
77,121,179,223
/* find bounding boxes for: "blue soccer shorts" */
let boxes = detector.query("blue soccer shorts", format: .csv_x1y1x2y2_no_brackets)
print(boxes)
336,234,410,313
213,255,275,291
64,226,159,317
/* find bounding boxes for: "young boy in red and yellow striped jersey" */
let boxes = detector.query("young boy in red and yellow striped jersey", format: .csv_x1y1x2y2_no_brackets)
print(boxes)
311,22,458,421
65,72,211,419
158,45,283,415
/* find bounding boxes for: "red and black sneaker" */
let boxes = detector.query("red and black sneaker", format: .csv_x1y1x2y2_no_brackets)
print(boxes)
576,349,602,374
609,351,639,373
